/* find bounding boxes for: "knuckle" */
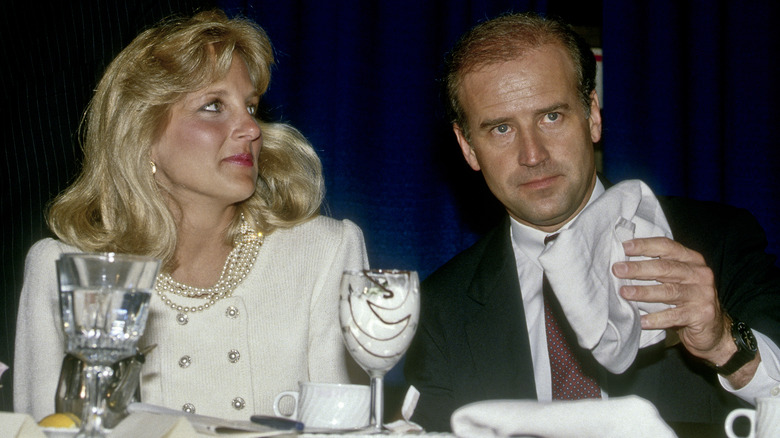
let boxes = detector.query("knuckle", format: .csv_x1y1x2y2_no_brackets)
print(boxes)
669,306,686,325
662,282,678,299
658,259,677,276
699,267,715,285
701,304,717,322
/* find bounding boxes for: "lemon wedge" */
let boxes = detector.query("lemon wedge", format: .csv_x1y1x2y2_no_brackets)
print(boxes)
38,412,81,428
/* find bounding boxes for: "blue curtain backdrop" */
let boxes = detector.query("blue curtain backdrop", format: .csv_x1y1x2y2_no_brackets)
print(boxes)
221,0,780,279
602,1,780,261
219,0,554,279
2,0,778,412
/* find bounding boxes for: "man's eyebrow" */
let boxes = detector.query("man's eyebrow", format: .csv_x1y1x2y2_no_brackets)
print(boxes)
535,102,570,115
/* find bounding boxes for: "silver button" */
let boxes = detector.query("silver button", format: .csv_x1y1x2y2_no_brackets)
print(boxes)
232,397,246,410
179,355,192,368
176,313,189,325
226,306,239,318
182,403,195,413
228,349,240,363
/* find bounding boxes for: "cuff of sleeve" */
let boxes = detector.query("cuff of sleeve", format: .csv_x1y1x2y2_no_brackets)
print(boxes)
719,330,780,403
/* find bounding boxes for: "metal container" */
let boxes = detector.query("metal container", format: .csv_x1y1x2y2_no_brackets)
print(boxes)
55,345,155,428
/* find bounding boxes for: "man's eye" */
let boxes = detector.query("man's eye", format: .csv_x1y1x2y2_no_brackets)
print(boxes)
247,105,257,115
494,124,510,134
545,112,560,122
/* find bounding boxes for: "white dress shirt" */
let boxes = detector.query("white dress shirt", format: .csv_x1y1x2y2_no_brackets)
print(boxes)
509,179,780,403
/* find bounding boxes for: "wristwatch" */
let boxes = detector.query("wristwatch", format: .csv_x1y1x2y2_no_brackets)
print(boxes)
711,319,758,375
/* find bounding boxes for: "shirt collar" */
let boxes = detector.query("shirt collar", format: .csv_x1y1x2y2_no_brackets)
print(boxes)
510,178,606,262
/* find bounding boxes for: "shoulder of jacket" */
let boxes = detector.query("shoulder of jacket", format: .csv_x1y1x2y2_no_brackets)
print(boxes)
272,215,364,244
27,238,76,261
423,219,508,292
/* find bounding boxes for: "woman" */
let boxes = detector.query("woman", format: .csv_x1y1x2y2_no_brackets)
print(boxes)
14,10,367,421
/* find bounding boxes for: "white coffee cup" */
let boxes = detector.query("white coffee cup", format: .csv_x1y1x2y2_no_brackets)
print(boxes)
273,382,370,430
725,397,780,438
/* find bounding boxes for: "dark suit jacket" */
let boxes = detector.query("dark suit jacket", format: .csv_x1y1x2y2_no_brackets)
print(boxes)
404,195,780,435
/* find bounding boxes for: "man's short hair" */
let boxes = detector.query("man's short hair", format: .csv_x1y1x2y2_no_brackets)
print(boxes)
444,12,597,140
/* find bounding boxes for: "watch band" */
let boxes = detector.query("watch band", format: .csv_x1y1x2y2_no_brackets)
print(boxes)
711,319,758,375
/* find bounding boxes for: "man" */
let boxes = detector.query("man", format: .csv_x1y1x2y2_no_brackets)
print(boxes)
404,12,780,434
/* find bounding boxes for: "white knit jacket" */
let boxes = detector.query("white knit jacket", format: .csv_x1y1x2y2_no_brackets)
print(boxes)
14,216,369,421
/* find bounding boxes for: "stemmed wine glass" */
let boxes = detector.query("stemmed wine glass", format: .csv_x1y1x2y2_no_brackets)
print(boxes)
339,269,420,433
57,253,160,437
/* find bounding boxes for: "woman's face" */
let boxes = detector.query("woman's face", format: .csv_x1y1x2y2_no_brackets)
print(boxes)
152,56,262,211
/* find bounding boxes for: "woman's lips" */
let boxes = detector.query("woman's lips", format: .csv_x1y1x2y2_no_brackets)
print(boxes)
224,153,254,167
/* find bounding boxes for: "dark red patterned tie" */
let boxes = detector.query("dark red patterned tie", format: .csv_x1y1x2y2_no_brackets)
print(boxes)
543,234,602,400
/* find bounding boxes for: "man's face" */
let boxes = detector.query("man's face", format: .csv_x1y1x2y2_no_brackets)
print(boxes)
454,44,601,233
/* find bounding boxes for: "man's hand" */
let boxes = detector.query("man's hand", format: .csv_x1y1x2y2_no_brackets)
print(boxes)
612,236,760,387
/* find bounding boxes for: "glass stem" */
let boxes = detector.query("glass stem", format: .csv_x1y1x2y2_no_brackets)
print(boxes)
368,375,384,432
79,364,114,437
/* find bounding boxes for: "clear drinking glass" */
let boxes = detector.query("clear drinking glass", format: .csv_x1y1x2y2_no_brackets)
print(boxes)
339,269,420,433
57,253,160,437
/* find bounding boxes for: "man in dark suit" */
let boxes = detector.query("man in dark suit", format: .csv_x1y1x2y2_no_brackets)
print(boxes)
404,12,780,435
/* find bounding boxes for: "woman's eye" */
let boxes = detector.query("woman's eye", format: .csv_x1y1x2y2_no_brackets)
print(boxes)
247,105,257,115
203,101,222,112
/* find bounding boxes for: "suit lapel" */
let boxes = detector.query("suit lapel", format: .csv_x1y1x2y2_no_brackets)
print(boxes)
464,217,538,399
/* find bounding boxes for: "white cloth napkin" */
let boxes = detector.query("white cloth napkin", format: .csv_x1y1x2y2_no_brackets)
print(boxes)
385,385,424,433
0,412,45,438
0,361,8,391
450,396,677,438
127,403,289,437
110,412,199,438
538,180,673,373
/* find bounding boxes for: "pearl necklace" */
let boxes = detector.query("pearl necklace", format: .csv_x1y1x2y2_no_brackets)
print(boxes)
155,217,263,317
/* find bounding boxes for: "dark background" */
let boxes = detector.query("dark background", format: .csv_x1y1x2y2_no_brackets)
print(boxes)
2,0,778,415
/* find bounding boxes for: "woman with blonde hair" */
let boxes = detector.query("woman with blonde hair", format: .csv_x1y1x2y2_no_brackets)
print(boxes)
15,9,367,421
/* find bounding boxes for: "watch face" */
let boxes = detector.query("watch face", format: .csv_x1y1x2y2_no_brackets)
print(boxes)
736,321,758,352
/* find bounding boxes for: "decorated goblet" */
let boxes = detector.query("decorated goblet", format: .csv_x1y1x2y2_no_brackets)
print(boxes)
339,269,420,433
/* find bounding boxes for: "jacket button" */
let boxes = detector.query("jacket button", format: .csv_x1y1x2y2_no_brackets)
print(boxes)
226,306,240,318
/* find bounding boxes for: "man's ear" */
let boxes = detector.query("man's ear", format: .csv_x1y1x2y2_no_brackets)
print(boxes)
454,124,481,171
588,90,602,144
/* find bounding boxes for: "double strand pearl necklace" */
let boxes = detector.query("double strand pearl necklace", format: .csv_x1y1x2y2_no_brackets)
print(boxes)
155,216,263,322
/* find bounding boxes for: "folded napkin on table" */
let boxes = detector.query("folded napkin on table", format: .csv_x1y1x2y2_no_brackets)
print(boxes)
385,384,424,434
450,396,676,438
127,403,289,437
538,179,673,373
0,412,45,438
0,361,8,391
110,412,199,438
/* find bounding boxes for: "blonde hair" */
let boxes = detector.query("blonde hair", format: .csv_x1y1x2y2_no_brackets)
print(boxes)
48,9,324,270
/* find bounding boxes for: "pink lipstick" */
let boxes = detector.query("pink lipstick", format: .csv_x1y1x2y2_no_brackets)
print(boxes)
224,153,254,167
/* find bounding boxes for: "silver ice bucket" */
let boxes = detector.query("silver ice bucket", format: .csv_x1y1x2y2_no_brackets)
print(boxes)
55,345,154,428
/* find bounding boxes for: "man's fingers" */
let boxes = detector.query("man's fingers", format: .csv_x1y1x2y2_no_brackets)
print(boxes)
613,256,714,286
622,237,705,265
